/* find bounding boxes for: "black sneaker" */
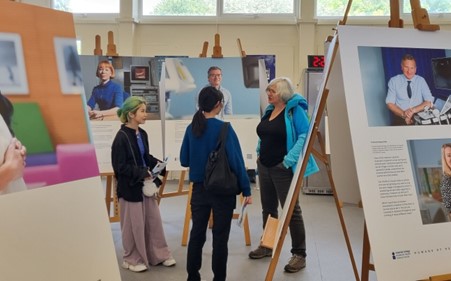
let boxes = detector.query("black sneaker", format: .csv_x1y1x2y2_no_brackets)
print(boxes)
284,254,306,273
248,246,272,259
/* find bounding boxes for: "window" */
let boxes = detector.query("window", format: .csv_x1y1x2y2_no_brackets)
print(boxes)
403,0,451,14
142,0,216,16
316,0,390,17
223,0,294,14
141,0,296,17
53,0,120,14
316,0,451,18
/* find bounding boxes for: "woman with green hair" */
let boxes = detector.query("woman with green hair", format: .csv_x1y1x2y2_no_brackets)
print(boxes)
111,96,175,272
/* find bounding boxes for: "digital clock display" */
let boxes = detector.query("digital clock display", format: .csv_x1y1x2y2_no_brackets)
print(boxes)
307,55,325,69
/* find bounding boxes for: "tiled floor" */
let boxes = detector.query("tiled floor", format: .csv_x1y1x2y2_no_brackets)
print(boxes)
111,181,378,281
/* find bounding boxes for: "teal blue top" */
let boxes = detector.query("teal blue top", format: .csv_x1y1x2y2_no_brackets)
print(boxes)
180,118,251,197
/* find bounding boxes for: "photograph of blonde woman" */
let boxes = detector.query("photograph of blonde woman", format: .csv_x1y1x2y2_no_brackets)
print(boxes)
440,143,451,221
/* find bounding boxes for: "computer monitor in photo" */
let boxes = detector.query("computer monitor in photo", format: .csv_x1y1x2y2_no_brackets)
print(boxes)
130,65,150,84
431,57,451,90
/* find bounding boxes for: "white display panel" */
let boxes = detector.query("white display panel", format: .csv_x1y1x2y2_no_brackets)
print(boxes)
0,177,121,281
338,25,451,281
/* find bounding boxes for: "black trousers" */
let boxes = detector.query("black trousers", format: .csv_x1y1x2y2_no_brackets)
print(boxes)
257,159,306,257
187,182,236,281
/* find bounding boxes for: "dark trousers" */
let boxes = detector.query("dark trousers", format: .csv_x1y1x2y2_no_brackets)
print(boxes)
257,160,306,257
187,182,236,281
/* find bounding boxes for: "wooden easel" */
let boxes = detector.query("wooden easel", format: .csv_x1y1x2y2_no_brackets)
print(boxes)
197,33,224,58
263,0,362,279
388,0,403,28
156,170,191,205
106,31,118,57
94,35,103,55
265,1,442,280
101,172,120,222
212,33,223,58
421,273,451,281
237,38,246,57
410,0,439,31
93,31,119,56
199,41,209,57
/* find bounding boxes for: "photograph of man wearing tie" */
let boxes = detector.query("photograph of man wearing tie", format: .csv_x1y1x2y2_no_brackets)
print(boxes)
386,54,434,125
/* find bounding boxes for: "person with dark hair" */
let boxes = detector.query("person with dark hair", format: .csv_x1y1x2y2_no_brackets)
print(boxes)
386,54,434,125
440,143,451,221
0,92,27,194
248,77,318,273
111,96,175,273
195,66,233,119
87,60,124,119
180,86,252,281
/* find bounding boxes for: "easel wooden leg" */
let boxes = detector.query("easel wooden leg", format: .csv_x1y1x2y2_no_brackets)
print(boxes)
111,178,120,222
361,221,374,281
429,273,451,281
101,172,120,223
104,174,112,216
232,195,251,245
181,182,193,246
157,170,169,205
240,195,251,246
315,129,361,281
158,170,190,202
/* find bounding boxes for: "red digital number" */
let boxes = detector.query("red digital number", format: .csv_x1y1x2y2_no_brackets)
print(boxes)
313,56,325,67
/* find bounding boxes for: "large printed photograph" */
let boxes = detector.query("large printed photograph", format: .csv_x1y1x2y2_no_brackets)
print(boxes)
0,32,28,94
79,55,275,121
408,138,451,225
338,25,451,281
358,46,451,127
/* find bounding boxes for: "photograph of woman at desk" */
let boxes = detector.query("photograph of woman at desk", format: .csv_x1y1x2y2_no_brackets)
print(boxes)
87,60,124,120
440,143,451,221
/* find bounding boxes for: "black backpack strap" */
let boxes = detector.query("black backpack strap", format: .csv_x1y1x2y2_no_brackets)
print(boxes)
216,122,229,149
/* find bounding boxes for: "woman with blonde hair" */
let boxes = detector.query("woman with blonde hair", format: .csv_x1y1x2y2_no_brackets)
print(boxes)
440,143,451,220
111,96,175,272
248,77,318,273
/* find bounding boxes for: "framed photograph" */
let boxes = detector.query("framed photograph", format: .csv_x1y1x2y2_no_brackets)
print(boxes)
0,32,28,94
54,37,83,94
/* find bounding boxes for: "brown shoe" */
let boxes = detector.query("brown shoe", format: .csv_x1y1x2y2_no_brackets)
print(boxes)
248,246,272,259
284,254,306,273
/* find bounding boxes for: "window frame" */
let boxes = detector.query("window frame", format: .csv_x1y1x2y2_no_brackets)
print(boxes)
51,0,120,23
314,0,451,23
138,0,300,25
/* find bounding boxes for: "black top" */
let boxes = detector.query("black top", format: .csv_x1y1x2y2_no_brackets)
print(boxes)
256,109,287,167
111,124,162,202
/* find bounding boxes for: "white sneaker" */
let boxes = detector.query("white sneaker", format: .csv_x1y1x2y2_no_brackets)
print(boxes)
162,257,176,267
122,261,148,272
